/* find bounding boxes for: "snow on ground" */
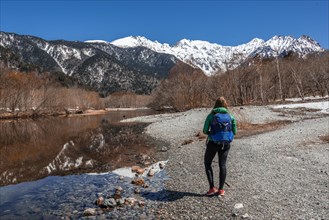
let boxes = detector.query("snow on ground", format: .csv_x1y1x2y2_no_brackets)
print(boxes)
272,100,329,114
112,161,168,178
284,95,328,102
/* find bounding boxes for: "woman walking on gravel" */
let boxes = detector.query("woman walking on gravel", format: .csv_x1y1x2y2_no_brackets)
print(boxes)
203,97,237,196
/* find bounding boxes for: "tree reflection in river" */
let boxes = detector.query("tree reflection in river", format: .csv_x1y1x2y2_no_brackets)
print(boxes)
0,110,158,186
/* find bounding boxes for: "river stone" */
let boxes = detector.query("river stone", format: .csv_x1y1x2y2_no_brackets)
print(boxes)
138,200,146,207
136,168,145,174
234,203,244,209
132,177,145,185
148,169,155,177
125,197,137,206
159,162,165,169
242,213,251,219
116,198,125,206
131,165,142,172
104,198,117,207
96,196,104,206
83,208,96,216
115,186,123,192
134,187,141,194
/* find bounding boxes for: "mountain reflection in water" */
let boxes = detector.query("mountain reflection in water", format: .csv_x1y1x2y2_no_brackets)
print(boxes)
0,109,158,186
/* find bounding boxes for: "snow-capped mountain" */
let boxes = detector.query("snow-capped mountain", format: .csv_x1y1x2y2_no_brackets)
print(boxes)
0,31,325,95
0,32,181,95
110,35,324,75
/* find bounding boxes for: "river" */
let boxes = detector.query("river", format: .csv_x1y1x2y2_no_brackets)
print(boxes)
0,109,168,219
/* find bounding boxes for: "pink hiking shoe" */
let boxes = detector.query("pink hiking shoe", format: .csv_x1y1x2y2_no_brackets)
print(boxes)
218,189,225,196
205,187,218,196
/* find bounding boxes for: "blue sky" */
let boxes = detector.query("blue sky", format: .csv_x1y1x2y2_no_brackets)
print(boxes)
1,0,328,48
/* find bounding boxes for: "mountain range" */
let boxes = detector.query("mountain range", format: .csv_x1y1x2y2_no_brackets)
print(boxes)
0,31,325,95
110,35,324,75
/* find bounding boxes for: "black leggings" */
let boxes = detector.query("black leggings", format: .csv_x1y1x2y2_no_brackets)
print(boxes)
204,140,230,190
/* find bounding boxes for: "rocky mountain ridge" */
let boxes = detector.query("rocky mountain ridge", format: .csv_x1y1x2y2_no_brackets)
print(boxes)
0,32,180,96
110,35,324,75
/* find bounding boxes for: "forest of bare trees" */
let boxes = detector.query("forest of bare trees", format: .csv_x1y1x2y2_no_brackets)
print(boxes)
149,52,329,111
0,69,104,118
103,92,152,108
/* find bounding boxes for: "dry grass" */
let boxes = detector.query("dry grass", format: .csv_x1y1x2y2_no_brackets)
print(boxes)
230,107,293,138
236,120,292,138
319,134,329,143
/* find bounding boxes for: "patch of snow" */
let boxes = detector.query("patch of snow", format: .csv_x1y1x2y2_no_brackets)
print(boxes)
284,95,329,102
88,160,168,177
112,160,168,178
272,101,329,114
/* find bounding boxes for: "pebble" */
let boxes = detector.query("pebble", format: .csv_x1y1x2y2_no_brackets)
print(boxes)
116,198,125,206
115,186,123,192
96,196,104,206
134,188,141,194
242,213,251,219
136,168,145,174
234,203,244,209
148,169,155,177
132,177,145,186
104,198,116,207
125,197,137,206
159,162,165,169
131,165,142,172
83,208,96,216
138,201,146,207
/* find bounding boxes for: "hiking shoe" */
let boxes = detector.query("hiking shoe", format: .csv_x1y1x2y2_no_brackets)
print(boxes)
205,187,218,196
218,189,225,196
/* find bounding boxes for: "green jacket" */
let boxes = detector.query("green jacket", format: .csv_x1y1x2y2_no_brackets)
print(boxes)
203,107,237,141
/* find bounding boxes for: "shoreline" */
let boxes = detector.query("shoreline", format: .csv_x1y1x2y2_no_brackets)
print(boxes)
0,108,153,121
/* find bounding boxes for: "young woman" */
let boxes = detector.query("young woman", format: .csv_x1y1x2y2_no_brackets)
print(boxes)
203,97,237,196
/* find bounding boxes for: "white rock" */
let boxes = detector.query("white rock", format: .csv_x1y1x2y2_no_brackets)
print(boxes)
242,213,250,219
234,203,244,209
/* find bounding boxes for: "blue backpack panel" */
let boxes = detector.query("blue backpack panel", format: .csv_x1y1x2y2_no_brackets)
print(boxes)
209,113,234,144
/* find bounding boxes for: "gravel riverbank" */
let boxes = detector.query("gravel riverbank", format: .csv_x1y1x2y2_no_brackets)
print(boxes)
124,104,329,219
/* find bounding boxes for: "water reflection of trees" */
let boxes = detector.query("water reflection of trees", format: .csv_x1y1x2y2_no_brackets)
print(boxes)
0,116,102,185
0,111,157,186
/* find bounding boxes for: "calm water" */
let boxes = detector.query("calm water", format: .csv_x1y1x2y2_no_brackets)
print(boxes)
0,109,169,219
0,109,158,186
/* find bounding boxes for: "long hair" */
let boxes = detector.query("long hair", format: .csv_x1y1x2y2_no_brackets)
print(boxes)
213,97,228,109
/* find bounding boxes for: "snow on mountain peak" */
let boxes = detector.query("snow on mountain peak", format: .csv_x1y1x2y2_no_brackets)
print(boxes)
111,36,153,48
85,40,109,44
109,34,324,75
